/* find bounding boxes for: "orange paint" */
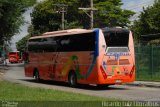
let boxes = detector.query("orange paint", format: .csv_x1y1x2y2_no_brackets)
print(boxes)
25,28,135,85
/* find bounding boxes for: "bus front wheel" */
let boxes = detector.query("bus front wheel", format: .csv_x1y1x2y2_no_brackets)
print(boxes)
68,72,77,87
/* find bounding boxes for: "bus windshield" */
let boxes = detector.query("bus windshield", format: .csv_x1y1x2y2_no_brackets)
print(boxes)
102,28,129,47
9,52,17,55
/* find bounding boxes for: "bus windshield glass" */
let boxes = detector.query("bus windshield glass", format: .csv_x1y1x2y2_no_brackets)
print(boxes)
9,52,17,55
28,32,95,52
103,28,129,47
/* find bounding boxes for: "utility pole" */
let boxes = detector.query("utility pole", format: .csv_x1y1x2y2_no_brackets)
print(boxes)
90,0,94,29
54,4,67,30
61,6,65,30
79,0,97,29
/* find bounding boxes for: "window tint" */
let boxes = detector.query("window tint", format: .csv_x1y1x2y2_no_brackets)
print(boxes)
28,38,43,52
28,32,95,52
103,29,129,47
9,52,17,55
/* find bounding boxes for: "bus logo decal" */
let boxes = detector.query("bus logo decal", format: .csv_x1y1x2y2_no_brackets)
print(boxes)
106,52,130,60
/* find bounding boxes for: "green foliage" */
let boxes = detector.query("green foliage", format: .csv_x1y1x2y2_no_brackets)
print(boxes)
17,0,134,51
148,39,160,45
16,25,34,51
65,21,83,29
16,35,30,52
0,0,36,45
31,0,134,35
131,0,160,45
31,0,81,35
94,0,135,27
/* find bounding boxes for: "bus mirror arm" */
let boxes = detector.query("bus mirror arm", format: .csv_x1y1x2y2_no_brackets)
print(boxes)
102,45,106,48
102,45,106,51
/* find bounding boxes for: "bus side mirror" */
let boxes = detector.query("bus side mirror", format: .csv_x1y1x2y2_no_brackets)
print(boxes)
102,45,106,48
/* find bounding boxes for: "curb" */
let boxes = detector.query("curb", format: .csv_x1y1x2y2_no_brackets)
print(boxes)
124,82,160,88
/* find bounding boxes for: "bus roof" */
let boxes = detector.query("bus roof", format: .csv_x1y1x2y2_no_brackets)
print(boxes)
9,51,20,54
102,27,129,33
9,51,20,53
29,29,94,40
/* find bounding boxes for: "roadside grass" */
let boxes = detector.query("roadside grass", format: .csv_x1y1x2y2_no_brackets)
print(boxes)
136,76,160,82
0,80,119,107
136,69,160,82
0,80,116,101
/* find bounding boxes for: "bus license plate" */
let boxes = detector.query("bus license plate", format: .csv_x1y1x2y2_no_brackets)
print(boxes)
115,80,122,83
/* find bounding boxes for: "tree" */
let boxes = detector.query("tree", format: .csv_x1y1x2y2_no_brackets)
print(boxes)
131,0,160,45
17,0,135,51
31,0,134,35
94,0,135,28
16,25,33,52
31,0,82,35
16,34,30,52
0,0,36,46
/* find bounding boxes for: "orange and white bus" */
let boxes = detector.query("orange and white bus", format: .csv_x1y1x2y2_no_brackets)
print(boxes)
24,28,135,87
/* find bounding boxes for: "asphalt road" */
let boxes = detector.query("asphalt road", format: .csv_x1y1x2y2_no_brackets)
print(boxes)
2,63,160,101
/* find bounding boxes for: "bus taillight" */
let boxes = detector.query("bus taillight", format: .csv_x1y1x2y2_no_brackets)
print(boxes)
130,66,135,77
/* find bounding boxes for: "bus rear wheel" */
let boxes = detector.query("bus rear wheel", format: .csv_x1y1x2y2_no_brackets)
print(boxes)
68,72,77,87
97,84,109,89
34,71,40,82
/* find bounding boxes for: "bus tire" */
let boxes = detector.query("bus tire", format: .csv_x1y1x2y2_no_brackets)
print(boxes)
68,72,77,87
97,84,109,89
34,70,40,82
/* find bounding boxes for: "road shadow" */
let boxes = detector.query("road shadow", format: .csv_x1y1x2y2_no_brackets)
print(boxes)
19,79,128,91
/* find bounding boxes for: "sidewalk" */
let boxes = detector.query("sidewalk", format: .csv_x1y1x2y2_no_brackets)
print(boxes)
0,65,9,70
125,81,160,88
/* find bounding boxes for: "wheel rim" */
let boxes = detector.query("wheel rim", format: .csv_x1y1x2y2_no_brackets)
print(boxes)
35,72,39,81
70,74,75,85
69,73,77,87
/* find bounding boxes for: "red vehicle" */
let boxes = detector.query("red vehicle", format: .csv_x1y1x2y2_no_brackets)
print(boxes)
8,51,22,63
